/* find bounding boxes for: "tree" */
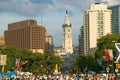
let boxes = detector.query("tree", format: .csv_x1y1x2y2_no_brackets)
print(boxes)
0,46,64,74
0,46,19,71
95,34,120,59
43,51,64,74
71,54,99,73
94,34,120,73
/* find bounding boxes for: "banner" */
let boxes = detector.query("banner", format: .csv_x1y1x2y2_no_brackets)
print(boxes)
15,58,20,69
0,55,7,65
108,49,113,60
104,49,113,61
115,43,120,63
104,50,110,61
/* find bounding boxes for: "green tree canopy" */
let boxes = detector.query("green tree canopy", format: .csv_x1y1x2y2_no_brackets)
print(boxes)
95,34,120,59
71,54,99,73
0,46,64,74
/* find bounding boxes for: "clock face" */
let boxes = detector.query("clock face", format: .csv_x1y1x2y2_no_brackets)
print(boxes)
68,29,70,32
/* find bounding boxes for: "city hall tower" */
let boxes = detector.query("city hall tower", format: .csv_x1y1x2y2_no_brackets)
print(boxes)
62,10,73,54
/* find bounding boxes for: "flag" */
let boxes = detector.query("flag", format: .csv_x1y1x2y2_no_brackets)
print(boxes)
21,61,28,65
15,58,20,69
116,55,120,63
115,43,120,63
104,49,113,61
104,50,110,61
108,50,113,60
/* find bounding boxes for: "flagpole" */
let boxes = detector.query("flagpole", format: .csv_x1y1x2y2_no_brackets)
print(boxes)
112,55,114,73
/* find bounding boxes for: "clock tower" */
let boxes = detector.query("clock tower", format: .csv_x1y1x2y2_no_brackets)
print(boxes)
62,10,73,54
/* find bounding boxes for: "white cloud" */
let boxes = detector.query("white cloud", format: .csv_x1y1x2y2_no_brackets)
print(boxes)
0,0,119,17
0,12,28,34
0,0,120,46
0,0,97,16
1,0,119,17
0,0,54,16
101,0,119,5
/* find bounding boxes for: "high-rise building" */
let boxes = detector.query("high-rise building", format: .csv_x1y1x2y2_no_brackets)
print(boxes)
4,19,46,53
79,3,112,54
62,10,73,54
108,4,120,34
79,26,84,54
46,35,53,51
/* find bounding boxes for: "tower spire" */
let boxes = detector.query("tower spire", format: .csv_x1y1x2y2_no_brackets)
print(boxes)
66,9,68,14
64,10,70,25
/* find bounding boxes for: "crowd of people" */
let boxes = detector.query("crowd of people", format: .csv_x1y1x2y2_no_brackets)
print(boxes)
1,73,119,80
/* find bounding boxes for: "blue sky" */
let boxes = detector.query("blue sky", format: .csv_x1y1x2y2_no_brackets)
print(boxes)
0,0,120,46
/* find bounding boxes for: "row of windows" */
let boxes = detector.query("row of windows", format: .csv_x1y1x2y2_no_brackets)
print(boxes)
5,27,45,50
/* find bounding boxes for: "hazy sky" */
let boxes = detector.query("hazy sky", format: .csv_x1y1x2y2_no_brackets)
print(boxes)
0,0,120,46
